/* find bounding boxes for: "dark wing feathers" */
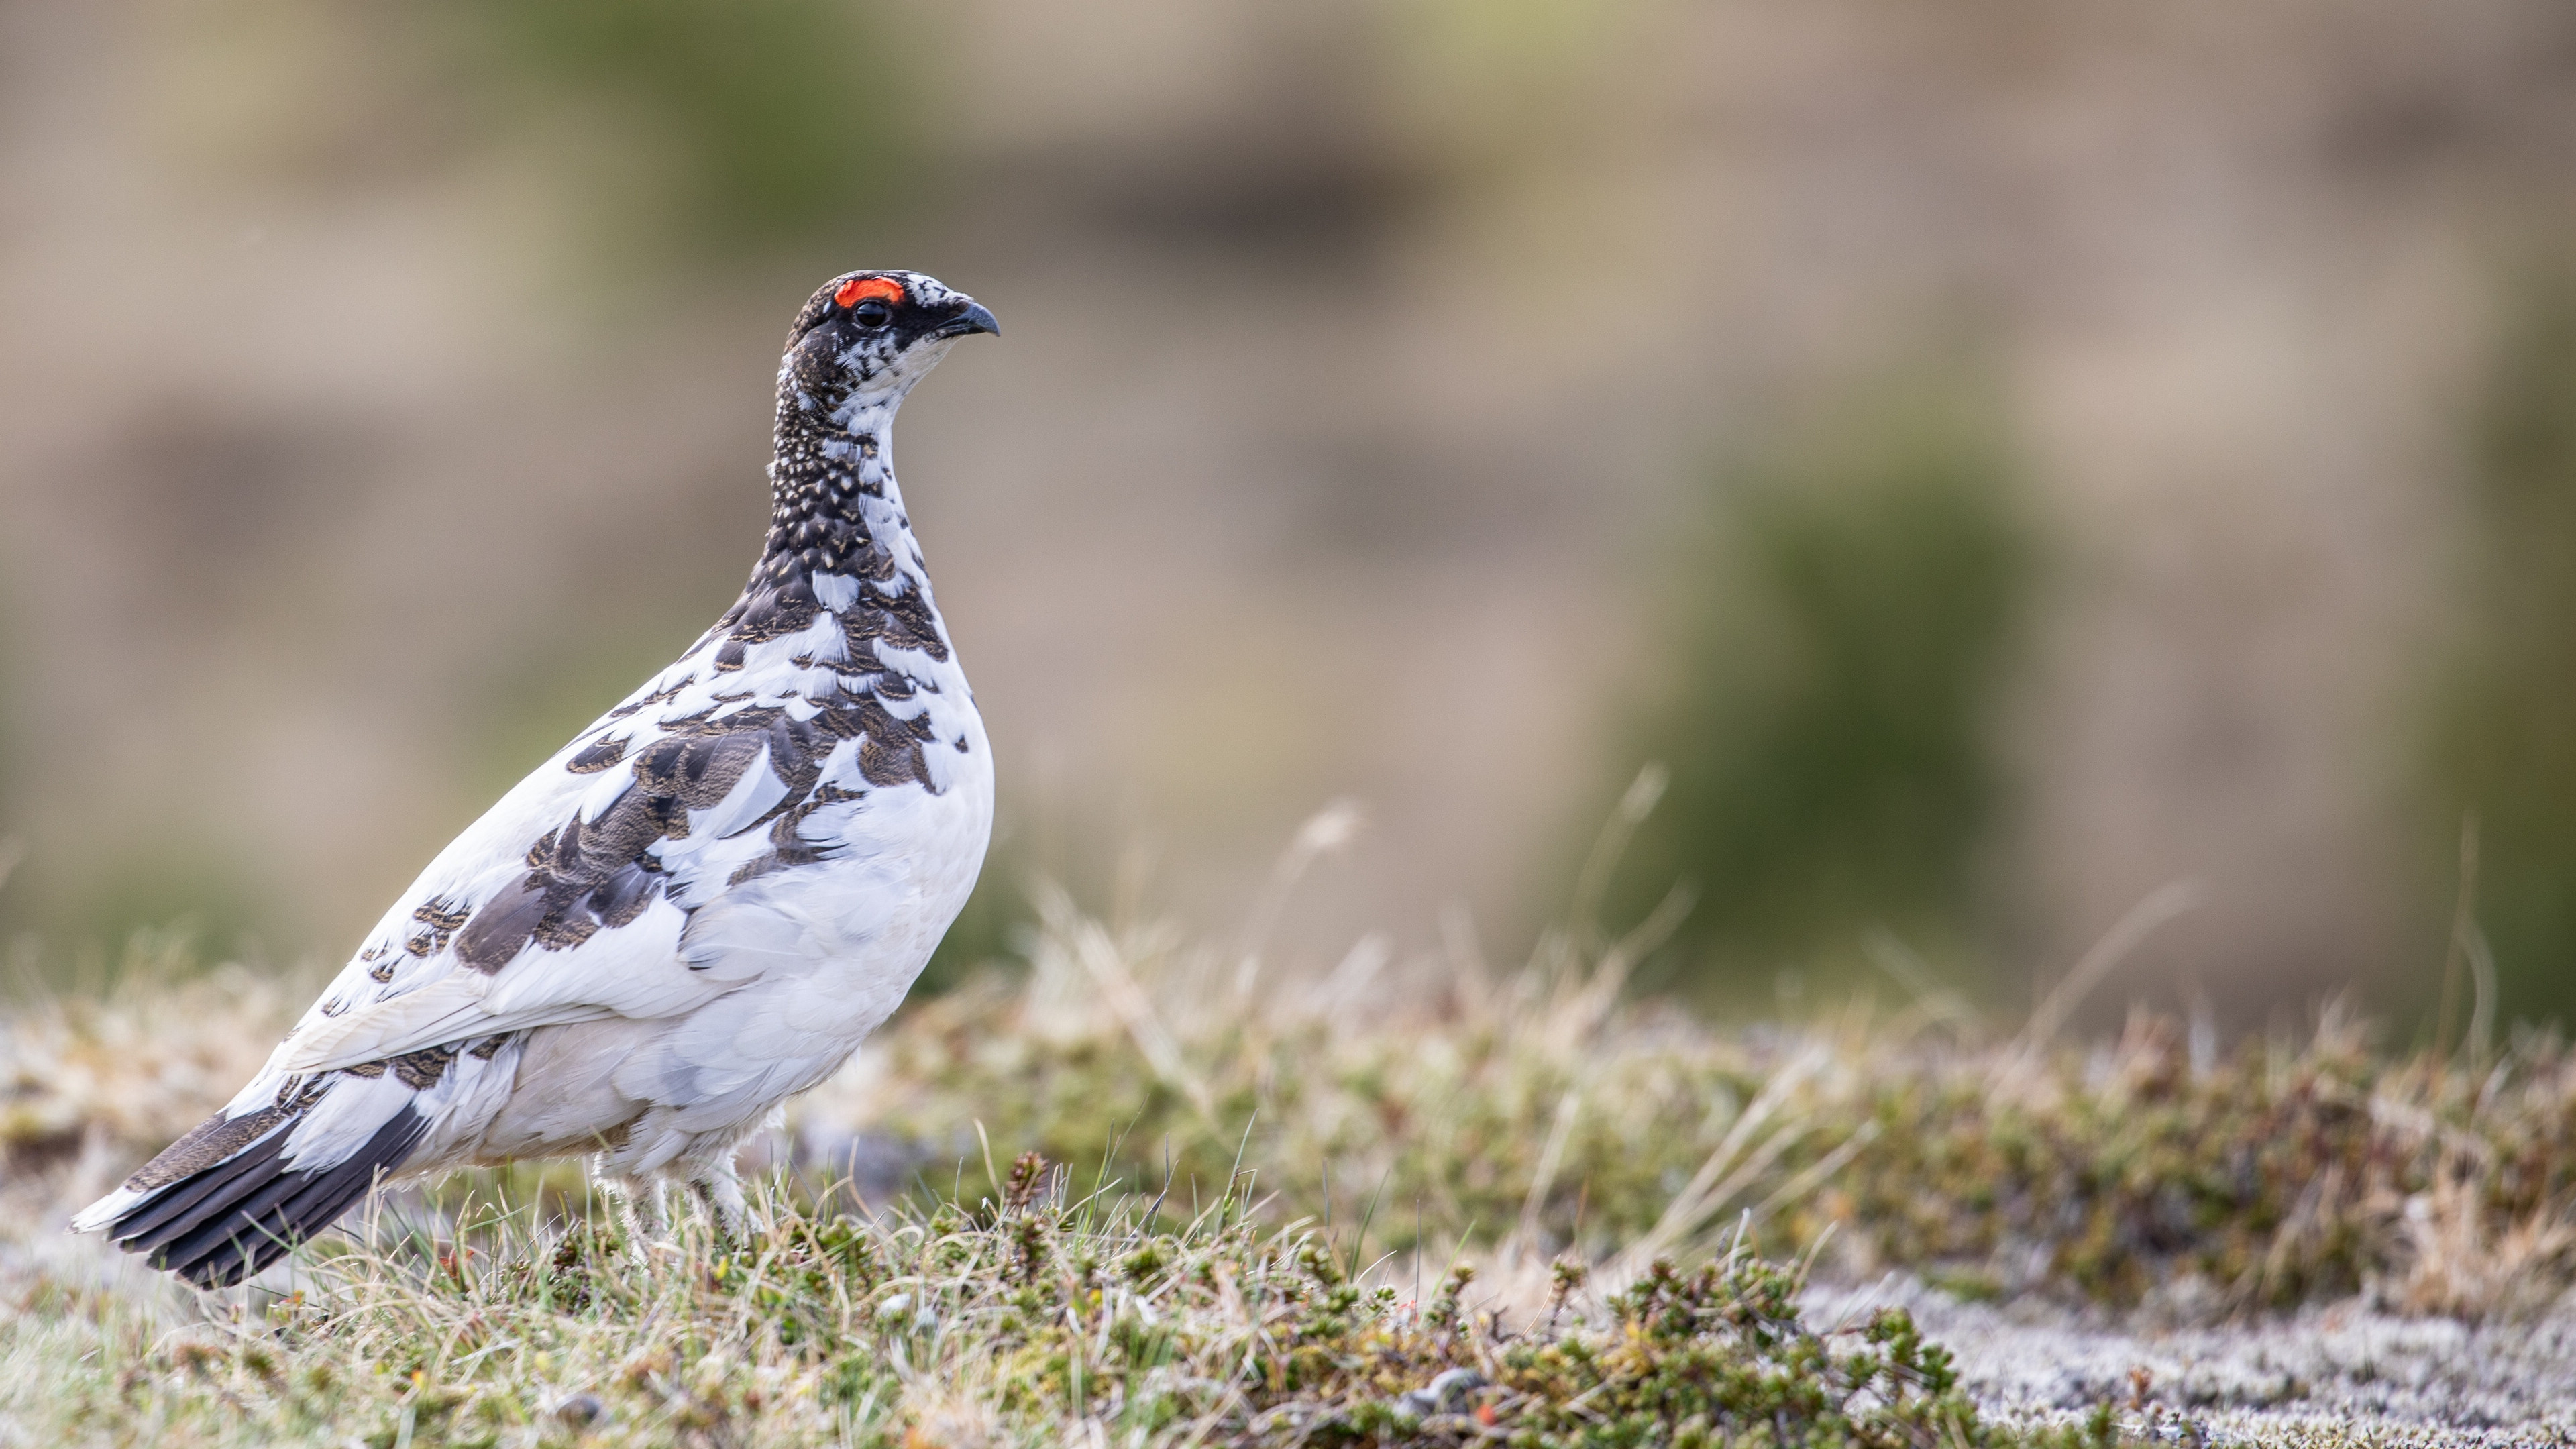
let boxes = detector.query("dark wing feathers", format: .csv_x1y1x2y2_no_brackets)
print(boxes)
447,674,941,975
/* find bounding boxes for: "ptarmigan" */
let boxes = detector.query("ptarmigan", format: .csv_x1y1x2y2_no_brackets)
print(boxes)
74,270,1000,1287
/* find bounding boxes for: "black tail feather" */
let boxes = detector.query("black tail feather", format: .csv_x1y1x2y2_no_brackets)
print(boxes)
149,1165,328,1283
107,1125,298,1254
108,1109,429,1289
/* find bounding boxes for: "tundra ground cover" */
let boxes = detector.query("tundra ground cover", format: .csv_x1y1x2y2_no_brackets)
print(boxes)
5,888,2575,1444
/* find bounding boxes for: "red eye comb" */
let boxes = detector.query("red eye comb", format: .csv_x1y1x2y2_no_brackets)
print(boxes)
835,276,904,308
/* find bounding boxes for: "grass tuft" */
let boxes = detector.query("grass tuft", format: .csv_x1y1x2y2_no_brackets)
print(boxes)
3,1167,2124,1447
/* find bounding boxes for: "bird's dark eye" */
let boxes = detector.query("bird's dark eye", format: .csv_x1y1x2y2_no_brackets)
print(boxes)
852,299,894,329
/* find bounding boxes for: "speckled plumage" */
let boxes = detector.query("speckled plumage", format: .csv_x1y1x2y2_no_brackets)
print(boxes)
74,271,1000,1287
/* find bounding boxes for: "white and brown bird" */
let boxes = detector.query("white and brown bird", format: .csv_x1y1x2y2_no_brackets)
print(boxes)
74,270,1000,1287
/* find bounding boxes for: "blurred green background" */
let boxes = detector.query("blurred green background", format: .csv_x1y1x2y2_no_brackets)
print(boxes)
1603,372,2035,1004
3,0,2574,1028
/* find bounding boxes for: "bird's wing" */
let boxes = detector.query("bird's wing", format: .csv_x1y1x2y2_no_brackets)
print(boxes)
274,595,973,1075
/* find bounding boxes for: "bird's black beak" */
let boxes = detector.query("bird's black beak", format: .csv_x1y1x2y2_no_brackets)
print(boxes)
936,301,1000,339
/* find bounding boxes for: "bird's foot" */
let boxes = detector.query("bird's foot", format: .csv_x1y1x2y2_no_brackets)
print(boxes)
600,1179,668,1263
688,1168,753,1246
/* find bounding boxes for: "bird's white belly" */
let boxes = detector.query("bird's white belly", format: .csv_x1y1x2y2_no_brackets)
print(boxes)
447,725,991,1173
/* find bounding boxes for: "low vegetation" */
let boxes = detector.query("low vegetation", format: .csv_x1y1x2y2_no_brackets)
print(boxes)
828,884,2576,1320
5,858,2576,1443
3,1162,2135,1448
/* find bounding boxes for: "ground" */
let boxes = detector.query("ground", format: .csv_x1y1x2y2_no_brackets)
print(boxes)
5,896,2574,1445
1832,1281,2576,1446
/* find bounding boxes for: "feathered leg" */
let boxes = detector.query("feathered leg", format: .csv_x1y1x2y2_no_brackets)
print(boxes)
687,1159,751,1243
593,1157,667,1256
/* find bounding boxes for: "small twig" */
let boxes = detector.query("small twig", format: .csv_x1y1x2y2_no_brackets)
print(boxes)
1515,1089,1585,1256
2437,815,2480,1062
1232,801,1364,1000
2004,881,2201,1076
1567,765,1670,951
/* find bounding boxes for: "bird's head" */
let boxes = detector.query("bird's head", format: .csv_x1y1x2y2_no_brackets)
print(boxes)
780,270,1000,420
